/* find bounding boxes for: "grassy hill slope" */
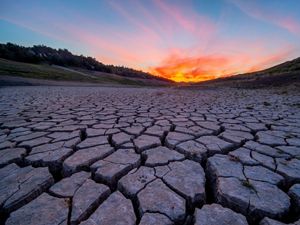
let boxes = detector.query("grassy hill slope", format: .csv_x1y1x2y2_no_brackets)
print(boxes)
0,59,170,86
195,57,300,88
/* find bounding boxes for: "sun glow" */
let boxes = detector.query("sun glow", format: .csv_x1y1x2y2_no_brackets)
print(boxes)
148,48,294,82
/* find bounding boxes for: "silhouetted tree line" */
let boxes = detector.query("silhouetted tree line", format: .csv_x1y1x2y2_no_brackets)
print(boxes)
0,42,168,81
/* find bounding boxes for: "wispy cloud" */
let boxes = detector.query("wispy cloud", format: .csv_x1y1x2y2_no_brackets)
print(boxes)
154,0,216,37
108,0,161,42
229,0,300,35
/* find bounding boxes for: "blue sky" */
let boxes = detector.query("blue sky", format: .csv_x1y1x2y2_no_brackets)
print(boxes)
1,0,300,81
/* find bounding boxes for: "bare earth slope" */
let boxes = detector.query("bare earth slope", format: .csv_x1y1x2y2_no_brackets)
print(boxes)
0,86,299,225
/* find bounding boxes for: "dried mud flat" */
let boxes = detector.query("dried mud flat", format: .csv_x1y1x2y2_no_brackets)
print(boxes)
0,86,299,225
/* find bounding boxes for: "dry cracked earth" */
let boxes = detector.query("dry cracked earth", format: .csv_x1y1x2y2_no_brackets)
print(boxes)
0,86,300,225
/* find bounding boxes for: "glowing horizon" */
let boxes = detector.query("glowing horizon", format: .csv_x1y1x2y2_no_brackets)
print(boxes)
1,0,300,82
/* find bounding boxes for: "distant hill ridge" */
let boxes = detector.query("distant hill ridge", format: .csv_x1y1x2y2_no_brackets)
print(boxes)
0,42,171,82
257,57,300,74
196,57,300,87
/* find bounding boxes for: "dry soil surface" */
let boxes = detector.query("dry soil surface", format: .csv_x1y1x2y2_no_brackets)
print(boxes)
0,86,299,225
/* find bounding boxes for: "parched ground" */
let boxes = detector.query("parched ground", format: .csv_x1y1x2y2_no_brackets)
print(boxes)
0,86,299,225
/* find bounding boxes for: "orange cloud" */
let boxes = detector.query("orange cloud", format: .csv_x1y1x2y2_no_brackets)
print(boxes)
149,47,294,82
149,54,231,82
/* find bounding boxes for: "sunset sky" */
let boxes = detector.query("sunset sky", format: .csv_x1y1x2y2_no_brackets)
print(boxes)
1,0,300,82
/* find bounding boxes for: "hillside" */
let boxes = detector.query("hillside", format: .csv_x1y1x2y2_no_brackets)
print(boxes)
0,42,172,84
0,59,171,86
194,57,300,88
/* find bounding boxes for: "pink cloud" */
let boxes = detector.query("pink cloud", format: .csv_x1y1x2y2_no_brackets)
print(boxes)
154,0,216,38
277,18,300,35
108,1,160,41
229,0,300,35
